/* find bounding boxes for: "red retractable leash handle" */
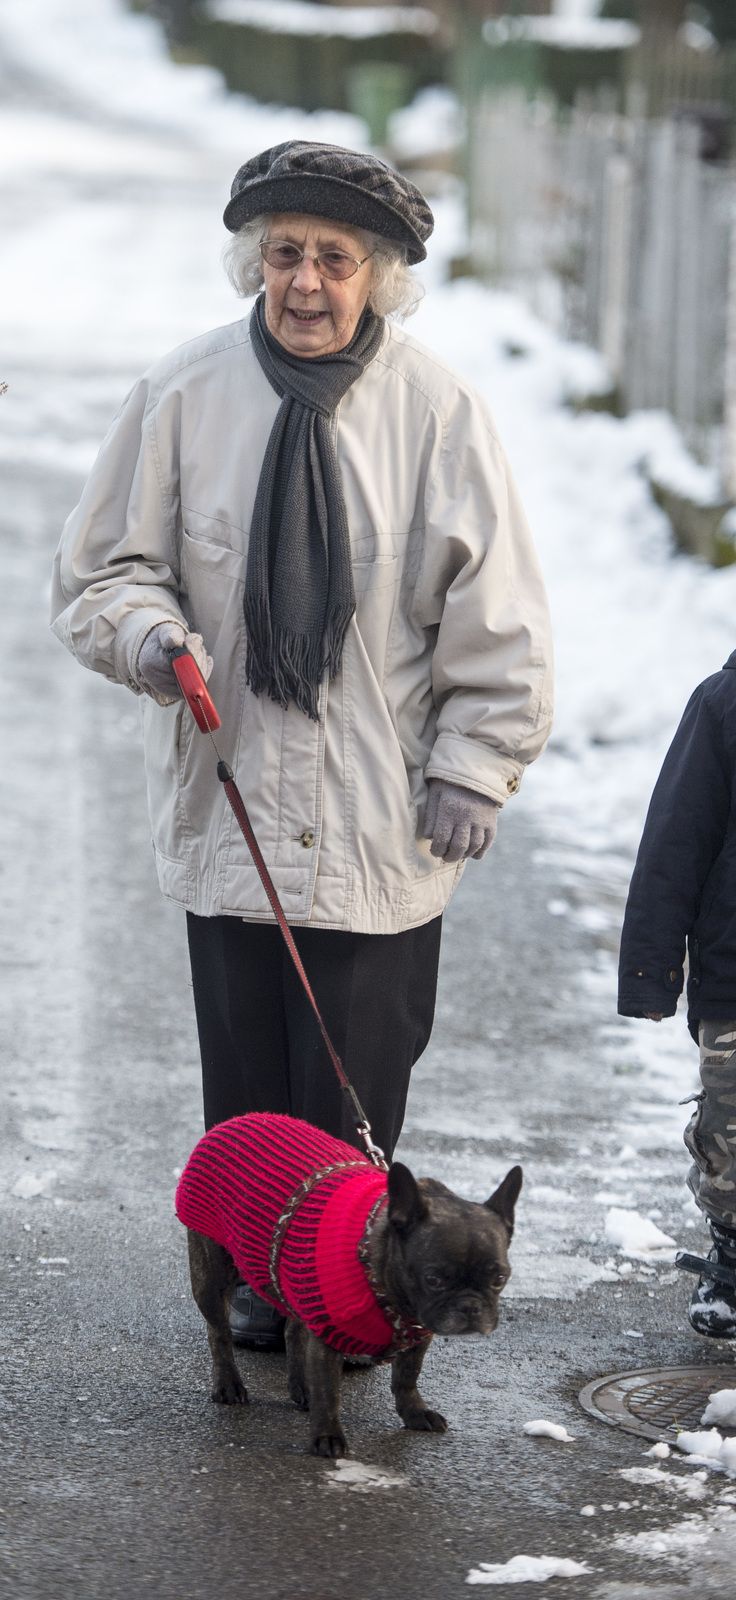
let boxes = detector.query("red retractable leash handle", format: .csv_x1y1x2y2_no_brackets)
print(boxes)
167,645,387,1169
169,645,221,733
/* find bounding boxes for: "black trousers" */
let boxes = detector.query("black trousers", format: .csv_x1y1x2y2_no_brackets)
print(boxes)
186,913,442,1161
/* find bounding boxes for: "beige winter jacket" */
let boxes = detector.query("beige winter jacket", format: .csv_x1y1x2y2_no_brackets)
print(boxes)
51,316,553,932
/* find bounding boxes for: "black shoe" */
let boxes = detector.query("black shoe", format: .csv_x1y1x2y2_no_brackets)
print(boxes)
676,1221,736,1339
229,1283,285,1351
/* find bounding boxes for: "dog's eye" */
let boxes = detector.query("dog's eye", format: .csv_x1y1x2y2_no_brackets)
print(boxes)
489,1269,509,1290
423,1269,446,1291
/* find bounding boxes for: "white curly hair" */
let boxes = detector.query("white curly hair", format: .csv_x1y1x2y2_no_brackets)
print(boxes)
222,214,424,320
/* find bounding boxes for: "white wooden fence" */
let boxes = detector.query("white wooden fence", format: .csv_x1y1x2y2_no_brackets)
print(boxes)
469,91,736,495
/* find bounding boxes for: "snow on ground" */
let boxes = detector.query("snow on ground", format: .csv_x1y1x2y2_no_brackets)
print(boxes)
387,86,464,159
0,0,366,148
619,1465,709,1501
11,1170,58,1199
553,0,602,17
2,0,731,1302
523,1420,576,1442
603,1208,676,1262
324,1460,408,1492
206,1,438,37
612,1504,736,1561
703,1390,736,1428
484,13,639,50
466,1554,591,1584
676,1430,736,1475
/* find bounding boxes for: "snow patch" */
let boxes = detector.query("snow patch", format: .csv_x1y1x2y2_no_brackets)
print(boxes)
644,412,725,506
387,87,464,159
613,1507,736,1560
466,1555,591,1585
702,1390,736,1429
484,15,639,50
619,1465,708,1501
205,0,438,37
675,1430,736,1475
325,1460,407,1492
604,1208,676,1261
12,1171,57,1199
523,1420,575,1442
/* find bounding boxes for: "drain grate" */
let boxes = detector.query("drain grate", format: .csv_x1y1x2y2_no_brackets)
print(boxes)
579,1366,736,1443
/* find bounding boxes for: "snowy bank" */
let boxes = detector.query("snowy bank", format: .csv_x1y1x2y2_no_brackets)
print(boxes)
483,15,639,50
206,1,438,36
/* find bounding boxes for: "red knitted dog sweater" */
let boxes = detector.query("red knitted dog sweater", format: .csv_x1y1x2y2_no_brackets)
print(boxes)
175,1113,426,1359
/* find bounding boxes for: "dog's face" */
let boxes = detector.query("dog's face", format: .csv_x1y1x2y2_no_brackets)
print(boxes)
378,1163,522,1337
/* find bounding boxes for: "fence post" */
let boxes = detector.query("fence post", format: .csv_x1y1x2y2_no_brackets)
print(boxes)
723,206,736,500
599,143,633,387
671,120,701,435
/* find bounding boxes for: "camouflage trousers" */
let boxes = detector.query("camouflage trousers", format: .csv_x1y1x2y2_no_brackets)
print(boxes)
684,1020,736,1229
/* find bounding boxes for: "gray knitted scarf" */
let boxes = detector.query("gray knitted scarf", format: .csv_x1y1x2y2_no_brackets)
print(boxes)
246,293,384,720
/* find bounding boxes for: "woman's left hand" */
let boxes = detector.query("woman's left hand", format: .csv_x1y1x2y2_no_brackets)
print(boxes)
423,780,499,863
136,621,213,706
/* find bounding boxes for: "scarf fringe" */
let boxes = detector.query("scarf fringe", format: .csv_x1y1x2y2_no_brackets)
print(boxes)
244,601,356,723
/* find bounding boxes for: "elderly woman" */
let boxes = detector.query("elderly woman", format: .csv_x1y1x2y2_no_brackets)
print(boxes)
51,141,553,1347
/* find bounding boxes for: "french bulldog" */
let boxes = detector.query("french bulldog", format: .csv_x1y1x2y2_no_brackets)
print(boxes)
184,1141,522,1458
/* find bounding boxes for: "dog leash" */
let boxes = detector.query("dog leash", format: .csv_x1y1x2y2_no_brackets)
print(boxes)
168,646,388,1172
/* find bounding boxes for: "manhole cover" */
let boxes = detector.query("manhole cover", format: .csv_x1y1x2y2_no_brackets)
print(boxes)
579,1366,736,1443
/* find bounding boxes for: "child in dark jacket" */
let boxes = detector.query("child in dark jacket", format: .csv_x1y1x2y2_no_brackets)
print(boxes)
618,650,736,1339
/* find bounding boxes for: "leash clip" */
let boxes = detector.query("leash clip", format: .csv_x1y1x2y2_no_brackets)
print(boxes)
356,1120,388,1172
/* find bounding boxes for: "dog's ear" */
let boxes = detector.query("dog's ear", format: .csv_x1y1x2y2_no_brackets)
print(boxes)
387,1162,429,1234
485,1165,523,1237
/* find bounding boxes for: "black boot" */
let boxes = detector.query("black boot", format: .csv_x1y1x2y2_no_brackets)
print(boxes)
228,1283,285,1351
676,1221,736,1339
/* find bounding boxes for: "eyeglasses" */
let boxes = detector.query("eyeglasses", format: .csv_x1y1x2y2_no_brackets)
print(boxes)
259,239,375,281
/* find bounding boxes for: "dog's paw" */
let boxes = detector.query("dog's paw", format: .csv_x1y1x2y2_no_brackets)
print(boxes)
402,1406,448,1433
310,1429,348,1459
211,1374,249,1406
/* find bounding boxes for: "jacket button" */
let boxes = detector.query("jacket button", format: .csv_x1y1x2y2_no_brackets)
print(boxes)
636,970,645,978
299,830,315,849
506,774,520,794
668,968,679,982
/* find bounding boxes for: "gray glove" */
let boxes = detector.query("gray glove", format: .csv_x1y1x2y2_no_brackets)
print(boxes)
136,621,213,707
423,778,499,863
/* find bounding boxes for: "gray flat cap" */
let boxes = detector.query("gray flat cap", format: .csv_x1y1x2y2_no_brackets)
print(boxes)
223,140,434,264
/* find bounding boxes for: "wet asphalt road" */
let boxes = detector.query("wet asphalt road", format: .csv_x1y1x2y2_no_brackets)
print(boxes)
3,447,736,1599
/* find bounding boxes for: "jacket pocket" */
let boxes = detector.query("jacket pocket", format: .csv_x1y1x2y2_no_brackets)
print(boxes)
350,551,401,672
180,527,249,662
352,553,400,594
351,531,403,593
182,524,248,585
141,697,189,865
182,506,247,549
